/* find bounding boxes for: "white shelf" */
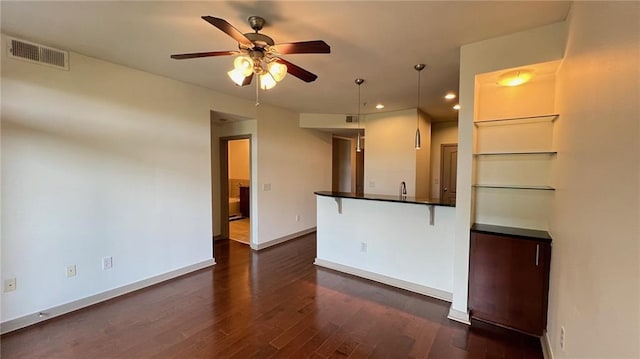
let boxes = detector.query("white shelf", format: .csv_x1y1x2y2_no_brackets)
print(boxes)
474,114,559,127
474,151,557,156
473,184,555,191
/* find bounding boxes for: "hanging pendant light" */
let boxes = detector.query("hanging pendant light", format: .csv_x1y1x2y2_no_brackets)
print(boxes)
355,78,365,152
414,64,425,150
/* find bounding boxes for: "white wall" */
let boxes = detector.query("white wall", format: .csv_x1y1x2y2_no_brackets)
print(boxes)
454,22,568,320
548,2,639,358
299,113,358,131
365,109,420,196
430,121,458,199
255,105,332,247
228,139,250,180
1,35,215,322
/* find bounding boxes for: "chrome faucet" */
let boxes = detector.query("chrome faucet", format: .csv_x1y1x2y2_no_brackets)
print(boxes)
400,181,407,198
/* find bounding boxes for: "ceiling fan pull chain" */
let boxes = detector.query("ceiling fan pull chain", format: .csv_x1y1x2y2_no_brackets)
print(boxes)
255,77,260,106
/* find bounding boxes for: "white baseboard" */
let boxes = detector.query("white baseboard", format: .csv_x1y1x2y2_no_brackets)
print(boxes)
447,306,471,325
541,331,554,359
314,258,452,302
0,259,215,334
251,227,316,250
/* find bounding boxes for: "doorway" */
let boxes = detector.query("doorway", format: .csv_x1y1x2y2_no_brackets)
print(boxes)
440,144,458,205
220,135,251,245
331,134,364,194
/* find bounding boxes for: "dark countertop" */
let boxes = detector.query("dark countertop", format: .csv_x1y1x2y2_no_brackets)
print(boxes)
471,223,552,243
314,191,455,207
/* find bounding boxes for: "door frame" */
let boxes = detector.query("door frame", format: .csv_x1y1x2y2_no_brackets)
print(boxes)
219,135,252,241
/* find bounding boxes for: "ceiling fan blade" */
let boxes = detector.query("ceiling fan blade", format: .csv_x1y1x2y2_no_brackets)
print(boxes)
276,58,318,82
274,40,331,54
241,73,254,86
202,16,254,49
170,51,238,60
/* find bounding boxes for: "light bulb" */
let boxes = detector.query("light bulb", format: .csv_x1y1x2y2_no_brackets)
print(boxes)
233,56,254,77
267,62,287,82
498,70,533,87
260,73,277,90
228,68,247,86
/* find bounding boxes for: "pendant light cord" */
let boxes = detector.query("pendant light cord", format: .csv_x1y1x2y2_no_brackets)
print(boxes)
355,78,365,152
255,77,260,106
358,82,361,129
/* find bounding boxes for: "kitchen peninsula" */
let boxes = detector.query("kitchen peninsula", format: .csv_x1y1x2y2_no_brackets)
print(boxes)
314,191,456,301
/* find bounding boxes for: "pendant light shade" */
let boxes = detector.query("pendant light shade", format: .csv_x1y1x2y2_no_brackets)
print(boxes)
414,64,425,150
355,78,365,153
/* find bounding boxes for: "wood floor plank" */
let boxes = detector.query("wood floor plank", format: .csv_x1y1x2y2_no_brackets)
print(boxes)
1,234,544,359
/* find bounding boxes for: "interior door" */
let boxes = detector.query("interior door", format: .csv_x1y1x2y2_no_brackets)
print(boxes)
440,144,457,205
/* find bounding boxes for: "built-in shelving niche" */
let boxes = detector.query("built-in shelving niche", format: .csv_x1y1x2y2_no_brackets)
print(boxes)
472,61,561,231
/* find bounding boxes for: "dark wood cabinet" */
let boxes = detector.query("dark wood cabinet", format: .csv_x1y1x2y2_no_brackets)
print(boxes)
468,224,551,336
239,186,250,218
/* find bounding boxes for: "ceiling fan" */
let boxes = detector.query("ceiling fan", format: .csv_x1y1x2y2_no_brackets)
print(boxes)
170,16,331,89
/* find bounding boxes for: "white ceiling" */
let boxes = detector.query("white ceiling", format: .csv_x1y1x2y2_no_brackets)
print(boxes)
1,1,571,121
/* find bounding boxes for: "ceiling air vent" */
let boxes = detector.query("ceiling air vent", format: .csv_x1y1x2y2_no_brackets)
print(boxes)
7,37,69,70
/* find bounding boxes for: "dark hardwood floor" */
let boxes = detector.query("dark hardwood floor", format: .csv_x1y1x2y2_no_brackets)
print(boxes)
1,233,543,358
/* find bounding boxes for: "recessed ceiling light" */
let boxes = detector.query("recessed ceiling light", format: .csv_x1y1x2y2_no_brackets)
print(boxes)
497,69,533,87
453,104,460,110
444,93,456,100
375,104,385,109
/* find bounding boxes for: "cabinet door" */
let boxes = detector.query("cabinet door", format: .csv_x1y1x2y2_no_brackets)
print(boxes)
469,232,550,336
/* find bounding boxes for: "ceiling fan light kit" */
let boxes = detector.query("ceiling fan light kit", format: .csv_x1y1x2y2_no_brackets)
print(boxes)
171,15,330,92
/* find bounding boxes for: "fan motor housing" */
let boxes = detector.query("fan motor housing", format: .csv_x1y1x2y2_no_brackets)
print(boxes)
244,33,274,48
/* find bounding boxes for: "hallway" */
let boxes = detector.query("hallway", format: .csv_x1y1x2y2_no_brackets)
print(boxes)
229,217,250,244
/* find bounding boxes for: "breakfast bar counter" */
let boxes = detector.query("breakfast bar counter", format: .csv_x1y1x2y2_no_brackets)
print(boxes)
314,191,455,207
314,191,456,301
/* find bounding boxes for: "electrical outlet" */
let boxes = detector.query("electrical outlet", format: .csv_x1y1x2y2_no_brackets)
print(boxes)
560,326,566,350
295,215,300,222
262,183,271,191
360,242,367,252
4,278,16,292
66,265,77,278
102,256,113,270
369,181,376,188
